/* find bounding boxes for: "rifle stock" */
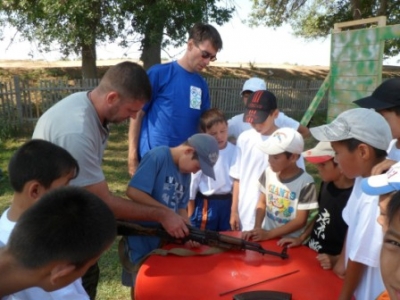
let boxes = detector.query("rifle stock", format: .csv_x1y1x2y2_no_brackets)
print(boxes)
116,220,288,259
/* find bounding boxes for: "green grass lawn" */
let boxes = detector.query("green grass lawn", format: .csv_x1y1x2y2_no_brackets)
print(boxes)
0,122,322,300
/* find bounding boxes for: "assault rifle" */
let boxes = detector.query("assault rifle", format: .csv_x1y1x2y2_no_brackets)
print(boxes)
116,220,288,259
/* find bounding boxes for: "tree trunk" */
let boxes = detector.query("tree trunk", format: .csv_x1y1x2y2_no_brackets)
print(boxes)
377,0,387,16
140,16,165,70
350,0,361,19
81,42,98,79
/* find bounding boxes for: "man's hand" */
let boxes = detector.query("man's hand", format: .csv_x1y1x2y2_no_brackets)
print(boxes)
277,236,302,248
159,209,189,238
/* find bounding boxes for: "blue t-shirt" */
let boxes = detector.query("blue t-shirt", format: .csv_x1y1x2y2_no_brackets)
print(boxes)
127,146,190,265
139,61,210,159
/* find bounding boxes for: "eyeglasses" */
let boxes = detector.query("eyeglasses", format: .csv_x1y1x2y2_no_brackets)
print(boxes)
194,44,217,62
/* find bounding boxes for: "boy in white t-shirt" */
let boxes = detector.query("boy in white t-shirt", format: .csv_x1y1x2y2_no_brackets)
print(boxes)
229,90,305,231
310,108,392,300
189,108,237,231
227,77,310,142
354,78,400,161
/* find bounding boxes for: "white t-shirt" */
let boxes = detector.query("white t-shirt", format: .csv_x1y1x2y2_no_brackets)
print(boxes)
228,112,300,140
342,178,385,300
387,139,400,161
190,142,237,198
0,208,89,300
229,129,305,230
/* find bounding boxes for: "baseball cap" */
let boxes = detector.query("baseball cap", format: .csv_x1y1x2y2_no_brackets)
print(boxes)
188,133,219,180
302,141,335,164
243,90,277,124
353,78,400,111
361,162,400,195
258,127,304,155
310,108,392,151
241,78,267,95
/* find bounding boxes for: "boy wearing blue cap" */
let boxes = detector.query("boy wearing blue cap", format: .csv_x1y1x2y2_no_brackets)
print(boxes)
122,133,219,298
361,161,400,300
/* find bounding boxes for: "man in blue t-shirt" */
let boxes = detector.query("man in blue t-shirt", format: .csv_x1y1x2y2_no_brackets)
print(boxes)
128,23,223,176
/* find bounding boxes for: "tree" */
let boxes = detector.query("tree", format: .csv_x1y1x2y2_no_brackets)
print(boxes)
0,0,128,78
122,0,235,69
0,0,235,77
248,0,400,58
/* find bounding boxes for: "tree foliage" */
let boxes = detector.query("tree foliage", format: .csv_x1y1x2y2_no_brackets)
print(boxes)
248,0,400,58
0,0,235,77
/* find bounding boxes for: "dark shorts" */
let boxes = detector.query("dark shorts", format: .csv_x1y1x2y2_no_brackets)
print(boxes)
190,192,232,231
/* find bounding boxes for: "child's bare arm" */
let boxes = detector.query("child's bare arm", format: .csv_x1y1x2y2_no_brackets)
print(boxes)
278,214,317,247
263,209,309,240
254,193,267,228
230,180,240,231
338,259,365,300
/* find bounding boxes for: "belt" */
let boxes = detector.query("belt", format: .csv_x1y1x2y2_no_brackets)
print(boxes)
197,192,232,200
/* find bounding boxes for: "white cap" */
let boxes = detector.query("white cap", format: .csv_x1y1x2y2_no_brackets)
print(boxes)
258,127,304,155
302,141,335,164
310,108,392,151
241,78,267,94
362,162,400,195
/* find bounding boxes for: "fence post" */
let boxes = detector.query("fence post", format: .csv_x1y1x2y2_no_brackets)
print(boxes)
13,76,24,126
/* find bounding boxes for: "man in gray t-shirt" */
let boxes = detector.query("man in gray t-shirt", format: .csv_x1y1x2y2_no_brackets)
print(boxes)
32,61,191,299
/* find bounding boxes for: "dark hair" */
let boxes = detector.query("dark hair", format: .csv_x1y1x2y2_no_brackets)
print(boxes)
8,139,79,193
189,23,223,51
384,106,400,116
99,61,151,102
336,138,387,159
199,108,227,132
8,186,116,269
387,191,400,225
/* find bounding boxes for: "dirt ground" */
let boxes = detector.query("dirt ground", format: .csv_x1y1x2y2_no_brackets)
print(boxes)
0,59,399,80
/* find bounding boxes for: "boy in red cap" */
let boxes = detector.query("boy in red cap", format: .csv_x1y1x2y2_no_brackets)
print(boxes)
278,141,354,270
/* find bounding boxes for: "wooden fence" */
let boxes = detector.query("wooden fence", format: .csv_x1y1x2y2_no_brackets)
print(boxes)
0,76,327,128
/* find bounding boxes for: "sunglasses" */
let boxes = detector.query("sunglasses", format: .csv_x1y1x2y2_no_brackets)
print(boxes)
194,44,217,62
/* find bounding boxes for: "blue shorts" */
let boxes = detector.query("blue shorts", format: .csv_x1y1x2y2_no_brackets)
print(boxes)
190,192,232,231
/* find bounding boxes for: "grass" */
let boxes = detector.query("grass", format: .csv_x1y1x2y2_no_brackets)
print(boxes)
0,116,325,299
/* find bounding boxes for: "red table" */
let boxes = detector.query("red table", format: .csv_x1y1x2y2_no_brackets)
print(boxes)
135,233,343,300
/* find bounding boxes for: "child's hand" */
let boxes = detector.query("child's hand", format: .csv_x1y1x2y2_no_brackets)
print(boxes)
277,237,302,248
332,257,346,279
230,212,240,231
316,253,338,270
241,228,269,241
185,240,201,248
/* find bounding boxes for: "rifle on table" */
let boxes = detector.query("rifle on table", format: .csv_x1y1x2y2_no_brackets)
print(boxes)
116,220,288,259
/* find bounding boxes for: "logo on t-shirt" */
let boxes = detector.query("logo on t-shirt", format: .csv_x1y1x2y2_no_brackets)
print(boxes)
190,86,202,110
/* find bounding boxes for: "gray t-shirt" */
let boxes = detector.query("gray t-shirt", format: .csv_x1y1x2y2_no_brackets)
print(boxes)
33,91,109,187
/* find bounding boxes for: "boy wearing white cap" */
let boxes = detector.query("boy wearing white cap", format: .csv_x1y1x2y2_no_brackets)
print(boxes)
278,141,354,270
361,163,400,300
241,127,318,241
122,133,219,294
227,77,310,142
310,108,392,300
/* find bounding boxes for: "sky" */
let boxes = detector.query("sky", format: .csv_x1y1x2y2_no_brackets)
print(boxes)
1,0,399,67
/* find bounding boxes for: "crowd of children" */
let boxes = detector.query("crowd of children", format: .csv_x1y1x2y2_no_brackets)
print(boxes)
2,74,400,300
